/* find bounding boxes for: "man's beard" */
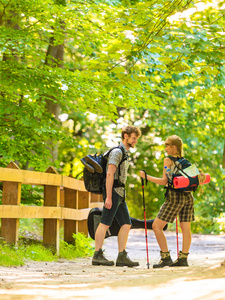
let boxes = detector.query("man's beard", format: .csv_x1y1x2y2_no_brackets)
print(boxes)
127,142,134,148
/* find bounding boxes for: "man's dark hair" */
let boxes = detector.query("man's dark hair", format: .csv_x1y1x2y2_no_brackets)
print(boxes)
121,126,142,140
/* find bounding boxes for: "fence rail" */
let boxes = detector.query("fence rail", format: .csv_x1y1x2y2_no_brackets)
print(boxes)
0,162,103,254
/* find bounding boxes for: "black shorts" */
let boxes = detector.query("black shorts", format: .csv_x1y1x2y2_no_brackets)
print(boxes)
157,189,195,223
101,189,131,227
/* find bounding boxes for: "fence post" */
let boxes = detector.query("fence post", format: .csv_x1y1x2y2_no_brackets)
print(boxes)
77,190,90,236
1,161,21,245
64,175,77,244
43,166,60,255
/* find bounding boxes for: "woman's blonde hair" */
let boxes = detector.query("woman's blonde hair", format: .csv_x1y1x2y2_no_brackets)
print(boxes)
166,135,184,157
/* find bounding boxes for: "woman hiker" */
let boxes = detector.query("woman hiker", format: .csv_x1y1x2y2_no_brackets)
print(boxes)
140,135,195,268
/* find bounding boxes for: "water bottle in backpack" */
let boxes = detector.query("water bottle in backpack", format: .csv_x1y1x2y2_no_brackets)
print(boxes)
164,166,172,183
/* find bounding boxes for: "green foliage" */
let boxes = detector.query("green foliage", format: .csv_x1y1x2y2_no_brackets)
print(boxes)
191,215,220,235
216,213,225,234
23,244,57,262
0,0,224,235
0,231,94,267
59,233,94,259
20,186,44,206
57,112,112,177
0,242,25,267
0,240,57,267
1,0,224,170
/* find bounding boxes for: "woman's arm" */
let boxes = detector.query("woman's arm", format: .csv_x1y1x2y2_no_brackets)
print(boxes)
139,157,173,186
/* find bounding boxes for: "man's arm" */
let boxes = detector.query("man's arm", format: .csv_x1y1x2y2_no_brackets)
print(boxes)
104,164,117,209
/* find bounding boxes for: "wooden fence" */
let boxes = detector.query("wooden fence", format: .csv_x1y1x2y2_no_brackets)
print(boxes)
0,162,103,255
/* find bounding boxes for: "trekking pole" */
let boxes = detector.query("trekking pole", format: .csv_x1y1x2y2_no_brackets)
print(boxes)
141,170,150,269
175,216,179,258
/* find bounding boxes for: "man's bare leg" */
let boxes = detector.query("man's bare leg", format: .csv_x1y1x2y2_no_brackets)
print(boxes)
118,224,131,252
94,222,109,251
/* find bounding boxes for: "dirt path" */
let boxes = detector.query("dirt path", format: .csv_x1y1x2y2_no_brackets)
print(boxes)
0,230,225,300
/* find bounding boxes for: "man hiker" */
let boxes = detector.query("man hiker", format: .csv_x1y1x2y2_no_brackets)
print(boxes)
92,125,141,267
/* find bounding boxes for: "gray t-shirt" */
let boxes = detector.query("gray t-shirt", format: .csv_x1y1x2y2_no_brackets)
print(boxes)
106,142,129,198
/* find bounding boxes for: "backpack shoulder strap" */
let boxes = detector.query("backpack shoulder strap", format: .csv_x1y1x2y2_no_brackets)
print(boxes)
105,145,128,180
168,156,187,171
117,145,127,161
167,156,180,163
104,145,127,162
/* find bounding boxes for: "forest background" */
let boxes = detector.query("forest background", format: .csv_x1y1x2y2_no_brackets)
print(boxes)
0,0,224,235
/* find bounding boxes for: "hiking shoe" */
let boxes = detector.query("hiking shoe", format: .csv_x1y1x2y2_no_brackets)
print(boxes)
92,249,114,266
170,251,189,267
80,158,95,173
85,155,103,173
116,250,139,267
153,251,173,268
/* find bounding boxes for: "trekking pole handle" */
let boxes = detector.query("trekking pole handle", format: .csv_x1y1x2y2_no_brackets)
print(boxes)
141,170,147,209
141,169,148,186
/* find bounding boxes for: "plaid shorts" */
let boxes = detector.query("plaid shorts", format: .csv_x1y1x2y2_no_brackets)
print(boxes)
157,189,195,223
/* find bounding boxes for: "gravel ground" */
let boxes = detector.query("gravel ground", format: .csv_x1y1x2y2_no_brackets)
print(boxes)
0,229,225,300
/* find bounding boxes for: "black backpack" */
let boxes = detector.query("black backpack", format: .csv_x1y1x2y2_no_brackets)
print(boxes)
81,145,127,194
167,156,199,192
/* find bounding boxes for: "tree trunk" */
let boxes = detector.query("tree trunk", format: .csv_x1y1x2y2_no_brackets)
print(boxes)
45,23,65,162
2,11,20,61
